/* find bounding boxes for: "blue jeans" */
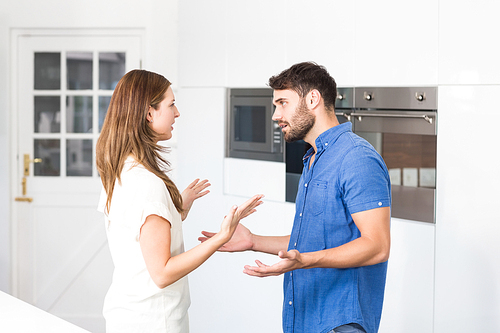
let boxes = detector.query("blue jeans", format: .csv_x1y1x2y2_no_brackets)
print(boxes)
328,323,366,333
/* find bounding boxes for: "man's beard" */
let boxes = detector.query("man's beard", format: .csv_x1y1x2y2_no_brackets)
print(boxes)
283,98,316,143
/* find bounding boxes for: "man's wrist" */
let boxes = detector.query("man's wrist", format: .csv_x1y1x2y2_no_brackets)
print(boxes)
299,251,315,270
249,233,257,251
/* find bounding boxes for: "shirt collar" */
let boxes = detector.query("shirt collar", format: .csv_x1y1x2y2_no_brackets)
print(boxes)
303,122,353,162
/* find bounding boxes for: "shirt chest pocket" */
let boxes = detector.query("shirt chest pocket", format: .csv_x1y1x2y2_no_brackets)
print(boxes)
305,180,328,216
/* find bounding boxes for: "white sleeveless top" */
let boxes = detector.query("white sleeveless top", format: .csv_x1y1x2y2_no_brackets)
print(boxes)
98,156,190,333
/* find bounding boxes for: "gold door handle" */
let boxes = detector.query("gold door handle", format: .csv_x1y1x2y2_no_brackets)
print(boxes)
15,197,33,203
15,154,40,203
15,177,33,202
23,154,42,176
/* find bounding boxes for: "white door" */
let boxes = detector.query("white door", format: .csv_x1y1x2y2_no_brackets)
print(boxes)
11,31,142,332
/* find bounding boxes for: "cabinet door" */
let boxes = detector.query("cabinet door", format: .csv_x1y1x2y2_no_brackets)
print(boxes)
286,0,356,86
379,219,435,333
354,0,438,86
439,0,500,84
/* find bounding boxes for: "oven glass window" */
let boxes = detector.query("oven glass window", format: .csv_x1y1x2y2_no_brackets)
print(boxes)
358,132,437,189
234,105,266,143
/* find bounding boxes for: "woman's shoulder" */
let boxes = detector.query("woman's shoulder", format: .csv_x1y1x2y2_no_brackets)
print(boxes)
120,158,164,191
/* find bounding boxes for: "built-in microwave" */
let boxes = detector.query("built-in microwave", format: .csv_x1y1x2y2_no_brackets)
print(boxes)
226,88,284,162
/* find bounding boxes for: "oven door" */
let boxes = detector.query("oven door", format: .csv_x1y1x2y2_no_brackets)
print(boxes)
228,95,283,162
352,110,437,223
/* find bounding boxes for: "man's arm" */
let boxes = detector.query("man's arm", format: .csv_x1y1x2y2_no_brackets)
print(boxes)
199,223,290,255
243,206,390,277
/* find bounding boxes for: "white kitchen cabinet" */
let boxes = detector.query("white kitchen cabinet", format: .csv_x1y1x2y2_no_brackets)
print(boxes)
439,0,500,85
178,0,227,87
434,86,500,332
379,219,435,333
176,87,227,186
285,0,356,86
353,0,439,86
226,0,287,87
223,158,286,202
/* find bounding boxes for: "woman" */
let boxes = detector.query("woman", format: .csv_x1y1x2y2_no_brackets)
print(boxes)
96,69,263,333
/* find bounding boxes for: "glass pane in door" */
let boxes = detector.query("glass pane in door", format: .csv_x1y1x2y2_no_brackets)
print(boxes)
99,52,125,90
66,96,93,133
67,52,93,90
98,96,111,132
34,96,61,133
34,139,60,176
66,139,93,176
34,52,60,90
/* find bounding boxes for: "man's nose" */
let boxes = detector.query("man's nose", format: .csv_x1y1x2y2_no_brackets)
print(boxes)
272,108,282,121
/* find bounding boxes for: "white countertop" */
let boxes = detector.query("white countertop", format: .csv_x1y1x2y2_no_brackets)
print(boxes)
0,291,90,332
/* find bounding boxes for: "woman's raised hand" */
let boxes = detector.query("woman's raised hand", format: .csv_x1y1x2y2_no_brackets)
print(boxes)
181,179,211,220
217,194,264,244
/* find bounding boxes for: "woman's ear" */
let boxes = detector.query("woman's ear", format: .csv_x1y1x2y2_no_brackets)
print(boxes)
147,107,154,123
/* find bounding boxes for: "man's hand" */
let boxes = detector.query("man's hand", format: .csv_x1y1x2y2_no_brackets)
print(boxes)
199,222,254,252
243,250,304,277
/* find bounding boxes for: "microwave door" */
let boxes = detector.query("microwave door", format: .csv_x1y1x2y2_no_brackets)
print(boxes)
230,96,275,153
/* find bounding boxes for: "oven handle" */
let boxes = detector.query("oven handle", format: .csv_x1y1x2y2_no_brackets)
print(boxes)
336,112,434,124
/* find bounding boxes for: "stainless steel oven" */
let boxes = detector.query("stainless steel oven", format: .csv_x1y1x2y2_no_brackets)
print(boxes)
350,87,438,223
286,86,438,223
226,88,284,162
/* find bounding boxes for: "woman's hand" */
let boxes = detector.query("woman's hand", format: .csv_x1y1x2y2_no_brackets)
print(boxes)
217,194,264,244
181,179,211,221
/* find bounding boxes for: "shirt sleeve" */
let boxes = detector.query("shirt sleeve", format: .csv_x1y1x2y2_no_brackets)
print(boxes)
339,145,392,215
140,200,174,228
137,174,176,232
110,167,179,240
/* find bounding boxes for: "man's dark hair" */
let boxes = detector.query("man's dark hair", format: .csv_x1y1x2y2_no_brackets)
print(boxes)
268,62,337,112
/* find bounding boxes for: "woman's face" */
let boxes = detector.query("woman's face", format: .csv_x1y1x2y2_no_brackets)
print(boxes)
148,86,180,142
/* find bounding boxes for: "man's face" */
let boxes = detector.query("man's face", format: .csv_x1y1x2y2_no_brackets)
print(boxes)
272,89,316,143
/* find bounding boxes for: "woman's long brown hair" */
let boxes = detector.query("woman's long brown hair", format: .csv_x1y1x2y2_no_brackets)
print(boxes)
96,69,183,214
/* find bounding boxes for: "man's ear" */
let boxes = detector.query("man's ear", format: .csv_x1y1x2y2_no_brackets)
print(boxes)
307,89,321,110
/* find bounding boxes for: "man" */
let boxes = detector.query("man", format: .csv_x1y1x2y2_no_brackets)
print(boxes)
200,62,391,333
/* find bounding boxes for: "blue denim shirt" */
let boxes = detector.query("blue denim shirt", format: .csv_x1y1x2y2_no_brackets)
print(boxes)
282,122,391,333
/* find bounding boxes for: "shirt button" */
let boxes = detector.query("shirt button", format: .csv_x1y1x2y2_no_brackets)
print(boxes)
305,183,308,187
299,213,302,217
378,202,382,206
325,142,328,146
289,301,292,305
294,242,297,247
